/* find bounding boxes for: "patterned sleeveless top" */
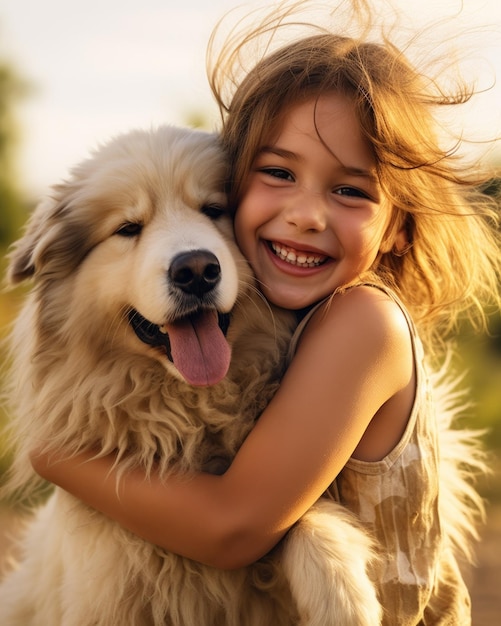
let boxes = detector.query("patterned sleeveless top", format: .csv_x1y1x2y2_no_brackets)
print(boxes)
287,284,471,625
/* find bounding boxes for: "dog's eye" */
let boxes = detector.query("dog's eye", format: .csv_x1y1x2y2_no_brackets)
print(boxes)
116,222,143,237
201,204,225,220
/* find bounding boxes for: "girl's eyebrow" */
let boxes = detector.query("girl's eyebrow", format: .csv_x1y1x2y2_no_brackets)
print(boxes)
342,166,378,183
258,145,298,160
257,145,377,182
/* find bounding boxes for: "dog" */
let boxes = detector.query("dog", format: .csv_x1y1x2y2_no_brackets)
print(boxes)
0,126,382,626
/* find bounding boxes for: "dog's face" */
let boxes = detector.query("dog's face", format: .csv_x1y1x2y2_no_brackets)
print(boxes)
8,126,251,386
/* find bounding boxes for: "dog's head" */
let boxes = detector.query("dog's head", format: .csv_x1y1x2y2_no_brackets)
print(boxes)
8,126,252,387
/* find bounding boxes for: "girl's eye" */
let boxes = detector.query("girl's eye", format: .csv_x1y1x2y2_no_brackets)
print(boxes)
260,167,294,182
334,186,370,199
116,222,143,237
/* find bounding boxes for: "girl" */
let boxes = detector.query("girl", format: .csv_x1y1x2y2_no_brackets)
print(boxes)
31,2,501,623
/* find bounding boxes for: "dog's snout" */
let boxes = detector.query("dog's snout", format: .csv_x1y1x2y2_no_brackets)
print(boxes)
169,250,221,297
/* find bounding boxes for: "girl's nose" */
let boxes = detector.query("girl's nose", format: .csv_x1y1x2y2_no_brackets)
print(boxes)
284,191,328,232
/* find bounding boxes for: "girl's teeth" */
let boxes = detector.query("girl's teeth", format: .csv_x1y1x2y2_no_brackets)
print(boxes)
271,242,325,267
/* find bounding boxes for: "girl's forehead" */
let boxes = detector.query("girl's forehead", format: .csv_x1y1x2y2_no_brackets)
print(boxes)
267,94,375,167
267,91,358,136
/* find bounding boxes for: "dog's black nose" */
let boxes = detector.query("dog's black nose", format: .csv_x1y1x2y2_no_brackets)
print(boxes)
169,250,221,297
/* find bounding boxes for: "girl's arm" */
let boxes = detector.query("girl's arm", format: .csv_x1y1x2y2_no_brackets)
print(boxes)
31,286,414,569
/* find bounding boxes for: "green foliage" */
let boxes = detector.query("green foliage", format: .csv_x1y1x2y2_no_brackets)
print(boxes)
481,177,501,200
457,314,501,449
0,62,31,247
0,56,32,495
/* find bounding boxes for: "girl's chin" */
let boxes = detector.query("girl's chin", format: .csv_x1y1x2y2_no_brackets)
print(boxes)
261,286,324,311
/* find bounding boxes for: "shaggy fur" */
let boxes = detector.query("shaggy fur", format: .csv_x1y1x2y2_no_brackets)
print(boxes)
0,126,382,626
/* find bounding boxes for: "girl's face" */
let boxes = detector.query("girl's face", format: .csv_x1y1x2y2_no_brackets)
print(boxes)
234,92,396,310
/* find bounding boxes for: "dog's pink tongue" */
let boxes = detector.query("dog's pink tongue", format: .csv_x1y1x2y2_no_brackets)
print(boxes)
168,311,231,386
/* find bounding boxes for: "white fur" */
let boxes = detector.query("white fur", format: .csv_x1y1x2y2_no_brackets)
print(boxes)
0,126,382,626
430,357,488,566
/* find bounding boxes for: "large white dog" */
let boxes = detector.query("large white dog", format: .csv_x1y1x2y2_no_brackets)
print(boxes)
0,126,383,626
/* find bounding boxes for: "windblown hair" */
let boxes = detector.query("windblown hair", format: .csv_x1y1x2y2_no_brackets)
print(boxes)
208,0,501,354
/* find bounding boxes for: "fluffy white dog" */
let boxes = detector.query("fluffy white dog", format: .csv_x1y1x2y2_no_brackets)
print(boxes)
0,126,382,626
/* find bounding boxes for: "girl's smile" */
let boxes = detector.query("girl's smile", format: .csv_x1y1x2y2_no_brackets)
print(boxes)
234,92,394,309
268,240,331,271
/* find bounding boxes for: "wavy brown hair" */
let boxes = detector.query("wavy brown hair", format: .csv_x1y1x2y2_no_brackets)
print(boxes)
208,1,501,352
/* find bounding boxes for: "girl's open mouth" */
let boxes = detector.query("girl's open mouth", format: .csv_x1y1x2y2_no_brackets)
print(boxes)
269,241,328,268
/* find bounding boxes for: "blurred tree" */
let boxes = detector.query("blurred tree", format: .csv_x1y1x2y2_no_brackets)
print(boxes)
0,61,30,250
0,60,30,459
481,176,501,200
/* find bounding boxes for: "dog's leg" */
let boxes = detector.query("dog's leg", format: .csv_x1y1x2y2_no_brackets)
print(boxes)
281,500,382,626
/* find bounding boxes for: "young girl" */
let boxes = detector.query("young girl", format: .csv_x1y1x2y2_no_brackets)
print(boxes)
31,2,501,624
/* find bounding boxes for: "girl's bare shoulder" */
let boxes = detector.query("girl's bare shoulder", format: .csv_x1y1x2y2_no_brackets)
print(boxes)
306,284,411,353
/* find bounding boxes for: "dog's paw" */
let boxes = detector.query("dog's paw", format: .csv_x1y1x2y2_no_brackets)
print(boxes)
281,500,382,626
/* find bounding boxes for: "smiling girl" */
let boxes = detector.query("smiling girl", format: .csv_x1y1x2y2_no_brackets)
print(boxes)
234,93,398,311
31,2,501,623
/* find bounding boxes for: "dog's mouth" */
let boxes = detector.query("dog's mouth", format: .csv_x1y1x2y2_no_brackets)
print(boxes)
128,308,231,387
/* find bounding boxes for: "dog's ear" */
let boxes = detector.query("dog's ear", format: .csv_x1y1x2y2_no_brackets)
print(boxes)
7,185,92,285
7,196,59,284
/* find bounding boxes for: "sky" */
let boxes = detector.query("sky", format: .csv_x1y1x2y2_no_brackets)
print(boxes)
1,0,500,197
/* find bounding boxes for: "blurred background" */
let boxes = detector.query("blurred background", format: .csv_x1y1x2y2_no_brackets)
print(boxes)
0,0,500,622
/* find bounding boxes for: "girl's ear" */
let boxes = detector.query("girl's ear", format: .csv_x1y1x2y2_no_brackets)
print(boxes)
379,224,405,254
380,209,412,256
392,228,410,256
